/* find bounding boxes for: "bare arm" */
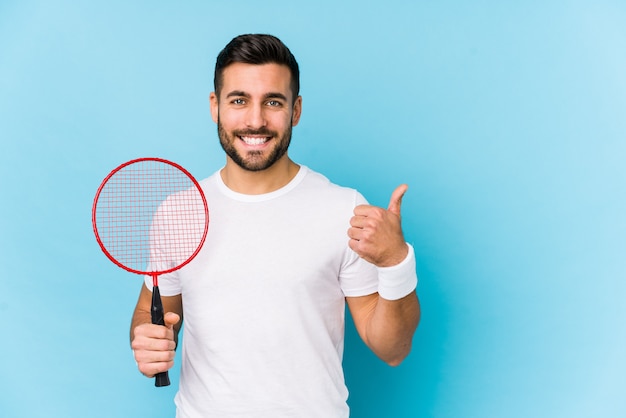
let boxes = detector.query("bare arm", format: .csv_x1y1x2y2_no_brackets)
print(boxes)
130,283,183,378
347,291,420,366
347,184,420,365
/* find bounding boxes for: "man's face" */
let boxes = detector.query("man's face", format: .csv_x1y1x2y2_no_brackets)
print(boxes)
210,63,302,172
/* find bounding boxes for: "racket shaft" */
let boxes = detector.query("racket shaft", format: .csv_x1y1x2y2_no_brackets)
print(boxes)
151,285,171,387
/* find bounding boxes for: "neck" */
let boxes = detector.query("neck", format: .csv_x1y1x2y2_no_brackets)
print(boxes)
220,155,300,195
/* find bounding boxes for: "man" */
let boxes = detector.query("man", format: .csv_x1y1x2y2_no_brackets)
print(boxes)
131,34,420,417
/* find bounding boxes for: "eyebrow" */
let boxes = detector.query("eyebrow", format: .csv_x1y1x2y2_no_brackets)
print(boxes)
225,90,289,101
225,90,250,99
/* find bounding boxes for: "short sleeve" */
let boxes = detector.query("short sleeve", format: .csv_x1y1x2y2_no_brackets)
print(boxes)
338,190,379,297
339,247,379,297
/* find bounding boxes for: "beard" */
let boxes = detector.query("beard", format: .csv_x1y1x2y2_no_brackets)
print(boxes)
217,117,292,172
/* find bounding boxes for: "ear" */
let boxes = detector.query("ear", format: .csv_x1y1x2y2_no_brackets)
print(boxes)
291,96,302,127
209,92,219,123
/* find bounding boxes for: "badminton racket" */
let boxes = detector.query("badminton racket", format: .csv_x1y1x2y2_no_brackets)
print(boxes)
92,157,209,387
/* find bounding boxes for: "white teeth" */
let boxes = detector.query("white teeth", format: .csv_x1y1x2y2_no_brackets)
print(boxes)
241,136,268,145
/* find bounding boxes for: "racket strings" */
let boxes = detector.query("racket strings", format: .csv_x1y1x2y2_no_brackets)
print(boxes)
94,159,207,273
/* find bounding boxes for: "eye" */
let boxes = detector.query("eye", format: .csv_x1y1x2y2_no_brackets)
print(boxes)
267,100,282,107
232,98,246,105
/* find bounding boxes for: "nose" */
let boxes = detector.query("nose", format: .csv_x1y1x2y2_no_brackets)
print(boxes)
245,104,267,129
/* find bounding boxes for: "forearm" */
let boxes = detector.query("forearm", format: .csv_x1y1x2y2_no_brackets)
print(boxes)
348,244,420,365
364,291,420,366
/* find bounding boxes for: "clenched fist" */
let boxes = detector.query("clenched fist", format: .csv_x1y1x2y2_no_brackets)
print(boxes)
348,184,409,267
131,312,180,378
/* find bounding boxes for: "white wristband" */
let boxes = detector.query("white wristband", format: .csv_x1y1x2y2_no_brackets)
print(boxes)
377,243,418,300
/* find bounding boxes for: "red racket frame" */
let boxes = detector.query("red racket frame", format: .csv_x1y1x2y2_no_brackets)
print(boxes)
92,157,209,277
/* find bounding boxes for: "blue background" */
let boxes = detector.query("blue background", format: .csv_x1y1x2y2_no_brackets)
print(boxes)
1,1,625,417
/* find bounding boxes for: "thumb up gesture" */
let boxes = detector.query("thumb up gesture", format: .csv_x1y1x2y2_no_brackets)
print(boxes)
348,184,409,267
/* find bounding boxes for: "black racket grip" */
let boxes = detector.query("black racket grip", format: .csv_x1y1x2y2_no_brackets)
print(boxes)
151,285,171,387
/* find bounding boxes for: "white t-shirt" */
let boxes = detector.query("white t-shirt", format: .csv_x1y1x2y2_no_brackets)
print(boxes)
146,166,385,417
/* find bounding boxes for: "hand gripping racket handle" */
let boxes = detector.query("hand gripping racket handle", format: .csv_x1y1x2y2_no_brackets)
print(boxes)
151,285,171,387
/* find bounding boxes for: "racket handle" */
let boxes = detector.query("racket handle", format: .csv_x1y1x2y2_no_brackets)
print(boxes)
151,285,171,387
155,371,170,387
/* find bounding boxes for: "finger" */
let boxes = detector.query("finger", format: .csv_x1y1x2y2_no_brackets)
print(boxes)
348,236,364,255
348,236,376,265
164,312,181,329
347,226,365,242
387,184,408,216
134,344,177,363
133,322,172,340
349,214,372,229
352,204,375,217
132,333,176,352
353,205,388,221
138,359,175,378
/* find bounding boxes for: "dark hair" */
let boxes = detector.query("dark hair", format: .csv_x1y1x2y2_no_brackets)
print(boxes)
214,34,300,101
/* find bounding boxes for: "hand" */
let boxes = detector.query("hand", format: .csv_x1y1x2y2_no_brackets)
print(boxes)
348,184,409,267
131,312,180,378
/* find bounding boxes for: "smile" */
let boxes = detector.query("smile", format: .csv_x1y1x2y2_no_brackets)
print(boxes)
240,136,270,145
